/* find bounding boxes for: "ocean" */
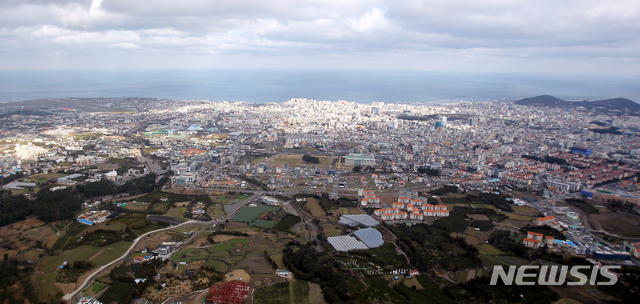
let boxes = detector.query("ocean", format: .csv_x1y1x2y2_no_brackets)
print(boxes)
0,69,639,104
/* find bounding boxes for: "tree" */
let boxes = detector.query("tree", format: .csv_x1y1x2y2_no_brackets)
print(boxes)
352,166,362,173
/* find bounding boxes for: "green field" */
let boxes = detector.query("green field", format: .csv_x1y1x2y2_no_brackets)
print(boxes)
255,282,291,304
39,245,102,274
204,259,229,272
28,173,66,184
207,239,248,253
251,219,277,228
512,205,541,214
166,206,186,217
84,282,106,297
103,223,127,231
91,242,132,266
479,255,528,268
232,205,281,223
476,244,506,255
500,211,535,221
37,272,58,303
292,280,310,303
123,202,149,212
171,248,211,263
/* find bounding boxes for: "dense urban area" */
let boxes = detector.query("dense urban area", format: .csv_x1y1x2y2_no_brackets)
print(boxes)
1,96,640,304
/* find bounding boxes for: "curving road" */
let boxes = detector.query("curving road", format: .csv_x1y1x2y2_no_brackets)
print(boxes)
62,220,199,303
63,193,263,303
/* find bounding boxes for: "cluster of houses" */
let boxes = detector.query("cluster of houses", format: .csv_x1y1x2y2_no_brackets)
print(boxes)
522,231,555,249
499,162,551,186
371,195,449,221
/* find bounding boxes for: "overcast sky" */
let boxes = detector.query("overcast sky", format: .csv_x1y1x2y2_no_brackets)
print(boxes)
1,0,639,73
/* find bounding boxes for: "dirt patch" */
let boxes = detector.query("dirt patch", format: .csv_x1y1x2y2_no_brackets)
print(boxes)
589,213,640,237
467,214,490,221
173,201,190,207
134,231,181,252
236,253,273,274
308,282,327,304
0,218,50,259
212,235,248,243
12,218,46,230
460,234,484,246
379,194,396,205
304,198,326,217
142,278,194,303
225,269,251,282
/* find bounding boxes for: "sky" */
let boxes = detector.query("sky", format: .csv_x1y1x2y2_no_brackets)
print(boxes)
1,0,640,73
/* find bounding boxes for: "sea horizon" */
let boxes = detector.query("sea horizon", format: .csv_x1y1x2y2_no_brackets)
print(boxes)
1,68,640,104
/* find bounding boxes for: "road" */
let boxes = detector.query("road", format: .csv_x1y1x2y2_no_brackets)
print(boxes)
62,220,206,303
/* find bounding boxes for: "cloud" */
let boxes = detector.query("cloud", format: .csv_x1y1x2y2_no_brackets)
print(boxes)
0,0,638,72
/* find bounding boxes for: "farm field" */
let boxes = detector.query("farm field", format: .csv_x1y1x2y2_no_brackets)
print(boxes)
589,212,640,237
103,223,127,231
512,205,541,214
252,219,277,228
208,239,248,252
123,201,149,212
37,272,58,302
232,205,280,223
255,281,290,304
171,248,210,263
27,173,67,183
165,206,186,217
500,211,535,221
90,241,132,266
39,245,102,273
476,244,505,255
304,198,327,217
206,203,226,220
204,259,229,272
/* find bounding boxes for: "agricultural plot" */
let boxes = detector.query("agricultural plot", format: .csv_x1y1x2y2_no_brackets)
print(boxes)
27,173,66,184
476,244,505,255
512,205,541,214
500,211,536,221
232,205,280,223
206,204,226,220
207,239,248,253
39,245,102,274
165,206,186,218
590,212,640,237
17,248,43,261
103,223,127,231
83,282,106,297
171,248,210,263
236,253,273,274
252,219,277,228
292,280,310,303
255,282,291,304
90,241,132,266
150,202,171,213
56,267,88,283
304,198,327,217
122,201,149,212
204,259,229,272
37,272,58,302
